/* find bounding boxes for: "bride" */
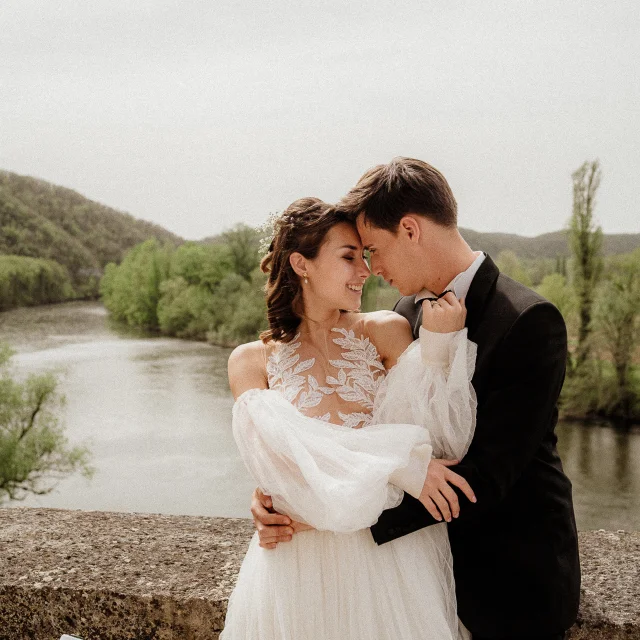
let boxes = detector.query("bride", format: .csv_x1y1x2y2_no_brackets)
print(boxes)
221,197,477,640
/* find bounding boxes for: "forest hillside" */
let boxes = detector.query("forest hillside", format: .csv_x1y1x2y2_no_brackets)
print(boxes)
0,170,183,298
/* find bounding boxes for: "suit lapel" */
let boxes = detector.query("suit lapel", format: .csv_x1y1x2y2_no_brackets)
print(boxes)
464,254,499,338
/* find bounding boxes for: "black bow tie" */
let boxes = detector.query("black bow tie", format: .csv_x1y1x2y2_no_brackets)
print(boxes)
417,289,453,305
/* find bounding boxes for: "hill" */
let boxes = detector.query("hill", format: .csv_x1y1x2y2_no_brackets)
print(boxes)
1,169,637,280
0,170,183,292
459,228,639,259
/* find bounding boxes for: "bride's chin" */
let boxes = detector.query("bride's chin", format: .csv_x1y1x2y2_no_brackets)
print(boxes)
342,295,362,311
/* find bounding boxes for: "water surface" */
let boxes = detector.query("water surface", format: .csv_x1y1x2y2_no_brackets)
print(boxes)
2,301,638,530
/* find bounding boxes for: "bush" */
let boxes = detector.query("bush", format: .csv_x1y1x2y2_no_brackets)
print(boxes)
0,255,75,311
207,269,268,346
0,343,94,504
157,277,216,339
100,239,172,330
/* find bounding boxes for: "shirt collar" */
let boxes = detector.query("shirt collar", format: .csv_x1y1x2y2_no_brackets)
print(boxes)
415,251,486,303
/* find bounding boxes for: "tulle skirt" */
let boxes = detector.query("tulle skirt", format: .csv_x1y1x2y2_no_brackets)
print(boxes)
220,523,469,640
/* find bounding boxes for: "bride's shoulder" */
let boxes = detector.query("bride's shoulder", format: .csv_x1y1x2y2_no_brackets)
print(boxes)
362,310,412,338
359,311,414,367
228,340,268,397
229,339,265,365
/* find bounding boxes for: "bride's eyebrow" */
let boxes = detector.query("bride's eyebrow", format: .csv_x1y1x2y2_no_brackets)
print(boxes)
338,244,359,250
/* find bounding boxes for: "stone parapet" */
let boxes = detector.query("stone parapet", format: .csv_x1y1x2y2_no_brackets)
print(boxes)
0,508,637,639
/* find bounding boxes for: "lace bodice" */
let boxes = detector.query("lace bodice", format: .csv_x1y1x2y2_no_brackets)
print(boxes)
266,326,386,428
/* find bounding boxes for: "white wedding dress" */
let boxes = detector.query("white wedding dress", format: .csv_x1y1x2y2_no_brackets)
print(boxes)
221,316,477,640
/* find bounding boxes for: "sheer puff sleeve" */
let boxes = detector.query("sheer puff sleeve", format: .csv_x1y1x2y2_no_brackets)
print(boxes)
232,329,476,534
232,388,432,533
373,326,477,471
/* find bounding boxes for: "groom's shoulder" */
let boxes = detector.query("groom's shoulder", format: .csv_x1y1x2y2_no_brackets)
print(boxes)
493,273,565,330
495,273,550,312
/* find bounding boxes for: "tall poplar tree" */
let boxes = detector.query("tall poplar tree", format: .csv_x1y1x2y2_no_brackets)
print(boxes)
569,160,603,371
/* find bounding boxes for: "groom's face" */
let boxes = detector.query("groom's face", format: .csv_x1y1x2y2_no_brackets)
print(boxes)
356,214,425,296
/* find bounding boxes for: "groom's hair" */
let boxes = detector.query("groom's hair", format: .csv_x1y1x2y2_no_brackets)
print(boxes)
340,157,457,231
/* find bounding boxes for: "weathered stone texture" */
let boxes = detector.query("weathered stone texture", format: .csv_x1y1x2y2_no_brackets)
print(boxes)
0,508,637,639
0,508,253,639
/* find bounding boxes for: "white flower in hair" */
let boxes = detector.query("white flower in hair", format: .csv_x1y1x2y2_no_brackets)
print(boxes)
258,210,283,257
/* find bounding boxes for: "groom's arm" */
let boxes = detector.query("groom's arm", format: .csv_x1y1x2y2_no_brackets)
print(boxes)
371,301,567,544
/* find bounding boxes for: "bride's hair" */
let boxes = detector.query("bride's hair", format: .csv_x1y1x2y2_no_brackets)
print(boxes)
259,197,353,344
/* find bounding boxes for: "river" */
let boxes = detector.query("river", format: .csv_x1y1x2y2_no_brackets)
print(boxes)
1,301,638,531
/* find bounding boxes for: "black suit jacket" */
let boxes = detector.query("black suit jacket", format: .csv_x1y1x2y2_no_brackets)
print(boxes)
370,255,580,638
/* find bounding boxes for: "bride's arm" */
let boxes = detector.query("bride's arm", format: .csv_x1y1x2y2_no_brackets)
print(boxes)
229,342,305,547
367,299,477,522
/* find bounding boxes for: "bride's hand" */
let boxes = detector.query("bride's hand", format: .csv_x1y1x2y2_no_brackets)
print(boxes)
421,292,466,333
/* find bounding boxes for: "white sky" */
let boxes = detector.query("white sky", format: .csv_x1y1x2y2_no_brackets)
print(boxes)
1,0,639,240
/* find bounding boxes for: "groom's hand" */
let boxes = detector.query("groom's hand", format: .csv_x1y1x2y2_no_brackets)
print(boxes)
251,488,293,549
418,459,476,522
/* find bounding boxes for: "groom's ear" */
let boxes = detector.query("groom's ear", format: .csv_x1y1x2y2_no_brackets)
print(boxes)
398,215,422,243
289,252,308,276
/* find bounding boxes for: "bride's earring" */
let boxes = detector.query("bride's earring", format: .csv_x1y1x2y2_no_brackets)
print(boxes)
303,272,309,285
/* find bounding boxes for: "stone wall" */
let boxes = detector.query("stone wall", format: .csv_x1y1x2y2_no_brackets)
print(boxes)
0,508,638,639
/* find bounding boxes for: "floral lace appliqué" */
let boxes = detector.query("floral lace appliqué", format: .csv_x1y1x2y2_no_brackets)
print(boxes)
267,328,386,428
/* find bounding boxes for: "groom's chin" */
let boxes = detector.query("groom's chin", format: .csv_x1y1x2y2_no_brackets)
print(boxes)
392,282,409,296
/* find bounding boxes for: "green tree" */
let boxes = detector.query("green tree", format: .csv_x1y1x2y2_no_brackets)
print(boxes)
361,276,382,312
496,250,533,287
536,273,576,328
100,239,172,330
170,242,234,291
157,277,216,339
207,269,268,345
593,250,640,425
0,343,93,504
0,255,74,311
569,160,603,370
219,224,262,280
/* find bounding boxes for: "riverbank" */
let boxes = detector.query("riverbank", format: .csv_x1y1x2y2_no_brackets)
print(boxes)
0,507,637,639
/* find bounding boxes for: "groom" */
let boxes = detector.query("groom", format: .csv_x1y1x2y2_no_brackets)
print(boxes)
252,157,580,640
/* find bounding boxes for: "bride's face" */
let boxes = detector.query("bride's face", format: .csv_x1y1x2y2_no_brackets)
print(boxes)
296,222,371,312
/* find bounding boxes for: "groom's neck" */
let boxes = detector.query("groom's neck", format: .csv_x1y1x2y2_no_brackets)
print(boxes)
421,230,477,294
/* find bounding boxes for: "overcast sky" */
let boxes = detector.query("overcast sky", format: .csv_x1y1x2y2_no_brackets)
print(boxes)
1,1,639,240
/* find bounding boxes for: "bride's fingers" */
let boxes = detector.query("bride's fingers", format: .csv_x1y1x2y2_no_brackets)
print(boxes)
421,300,434,314
446,469,477,503
440,292,458,307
